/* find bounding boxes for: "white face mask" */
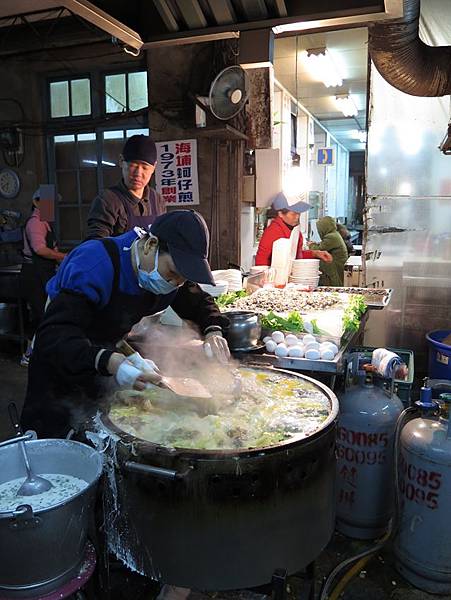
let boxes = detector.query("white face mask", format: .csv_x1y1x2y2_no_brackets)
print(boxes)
134,242,179,295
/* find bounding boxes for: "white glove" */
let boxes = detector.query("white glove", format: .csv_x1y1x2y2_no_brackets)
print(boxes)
116,353,162,388
204,331,230,364
116,360,143,387
127,352,160,375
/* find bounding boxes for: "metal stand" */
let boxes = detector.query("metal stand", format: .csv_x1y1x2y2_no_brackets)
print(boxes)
0,542,96,600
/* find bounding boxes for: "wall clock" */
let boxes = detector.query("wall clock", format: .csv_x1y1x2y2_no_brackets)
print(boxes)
0,168,21,199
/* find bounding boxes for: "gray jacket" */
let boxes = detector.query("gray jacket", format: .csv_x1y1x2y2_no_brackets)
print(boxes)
85,180,165,240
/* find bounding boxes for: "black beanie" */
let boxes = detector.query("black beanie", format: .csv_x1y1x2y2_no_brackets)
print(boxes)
123,135,157,165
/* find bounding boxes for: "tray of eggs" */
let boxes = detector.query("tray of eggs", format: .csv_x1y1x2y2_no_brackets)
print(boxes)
263,331,339,362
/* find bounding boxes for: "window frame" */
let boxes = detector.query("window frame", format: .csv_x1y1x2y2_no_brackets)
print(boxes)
103,67,149,114
47,74,93,120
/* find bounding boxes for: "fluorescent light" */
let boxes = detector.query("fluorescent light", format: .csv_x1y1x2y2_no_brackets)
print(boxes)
335,94,358,117
273,21,323,34
83,159,117,166
303,47,343,88
350,129,367,143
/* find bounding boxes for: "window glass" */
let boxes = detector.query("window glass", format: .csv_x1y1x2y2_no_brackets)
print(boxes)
71,79,91,116
128,71,148,111
54,134,75,143
77,133,96,141
50,81,69,118
54,137,77,170
78,136,97,168
105,74,126,113
103,130,124,139
56,171,78,205
126,128,149,137
79,169,98,204
59,207,81,241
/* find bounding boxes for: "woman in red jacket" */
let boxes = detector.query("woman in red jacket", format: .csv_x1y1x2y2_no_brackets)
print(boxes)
255,192,332,266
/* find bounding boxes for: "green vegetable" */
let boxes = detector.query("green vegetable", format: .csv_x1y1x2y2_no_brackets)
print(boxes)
261,310,305,333
343,294,367,332
311,319,321,335
215,290,247,308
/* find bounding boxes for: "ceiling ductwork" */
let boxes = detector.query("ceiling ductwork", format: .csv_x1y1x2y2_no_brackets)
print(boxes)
368,0,451,97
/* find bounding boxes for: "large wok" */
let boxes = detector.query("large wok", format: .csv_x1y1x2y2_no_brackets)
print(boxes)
92,366,339,591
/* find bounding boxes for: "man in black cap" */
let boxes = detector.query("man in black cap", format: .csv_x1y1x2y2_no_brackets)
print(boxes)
85,134,166,240
22,210,230,439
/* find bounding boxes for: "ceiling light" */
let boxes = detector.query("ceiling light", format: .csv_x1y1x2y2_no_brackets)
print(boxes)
335,94,358,117
350,129,367,143
303,47,343,88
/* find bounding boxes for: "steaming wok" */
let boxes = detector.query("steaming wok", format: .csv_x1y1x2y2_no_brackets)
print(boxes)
109,366,331,450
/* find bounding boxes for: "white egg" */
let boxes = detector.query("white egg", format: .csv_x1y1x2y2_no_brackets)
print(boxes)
271,331,285,344
303,321,314,334
275,343,289,358
320,349,335,361
305,348,320,360
321,342,339,356
304,341,320,352
285,334,299,347
303,334,316,345
263,336,272,344
265,340,277,353
288,345,304,358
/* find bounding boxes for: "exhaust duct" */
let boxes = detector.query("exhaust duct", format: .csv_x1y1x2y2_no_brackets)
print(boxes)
368,0,451,97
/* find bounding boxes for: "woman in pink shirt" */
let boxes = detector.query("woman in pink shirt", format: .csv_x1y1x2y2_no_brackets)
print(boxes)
20,189,66,365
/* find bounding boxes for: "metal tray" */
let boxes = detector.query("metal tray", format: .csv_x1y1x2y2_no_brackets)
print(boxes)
315,287,393,310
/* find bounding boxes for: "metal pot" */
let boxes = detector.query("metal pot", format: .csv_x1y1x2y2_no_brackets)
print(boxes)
94,367,338,591
0,302,17,334
224,310,262,351
0,436,103,598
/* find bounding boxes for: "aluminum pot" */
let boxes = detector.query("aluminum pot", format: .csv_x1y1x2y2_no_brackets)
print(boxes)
0,302,17,334
95,367,338,591
224,310,262,351
0,437,103,598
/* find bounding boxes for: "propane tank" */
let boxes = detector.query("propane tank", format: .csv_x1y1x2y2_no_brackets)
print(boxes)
394,386,451,594
335,369,404,539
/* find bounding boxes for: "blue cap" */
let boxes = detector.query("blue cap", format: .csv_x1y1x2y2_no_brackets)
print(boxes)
271,192,310,214
150,210,214,284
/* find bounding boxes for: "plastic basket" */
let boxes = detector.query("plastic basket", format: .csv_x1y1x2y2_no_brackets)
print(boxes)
349,345,415,405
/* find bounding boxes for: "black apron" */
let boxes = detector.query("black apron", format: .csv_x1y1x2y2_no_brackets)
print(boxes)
21,222,58,331
21,238,177,439
112,186,159,230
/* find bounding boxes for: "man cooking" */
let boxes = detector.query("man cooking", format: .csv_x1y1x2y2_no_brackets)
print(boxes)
85,134,166,240
21,210,230,439
255,192,332,266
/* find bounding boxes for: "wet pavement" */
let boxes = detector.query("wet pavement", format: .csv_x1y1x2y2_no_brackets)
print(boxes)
0,345,442,600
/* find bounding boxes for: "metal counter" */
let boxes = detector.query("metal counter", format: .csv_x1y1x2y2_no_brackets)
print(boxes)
236,313,368,389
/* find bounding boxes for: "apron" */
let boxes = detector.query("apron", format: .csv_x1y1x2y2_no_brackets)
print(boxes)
21,238,177,439
21,223,58,331
112,186,159,230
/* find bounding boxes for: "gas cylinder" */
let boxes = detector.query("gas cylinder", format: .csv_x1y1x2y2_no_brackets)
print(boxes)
394,388,451,594
335,371,404,539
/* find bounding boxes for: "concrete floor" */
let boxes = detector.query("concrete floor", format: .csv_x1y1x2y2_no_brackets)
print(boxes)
0,346,441,600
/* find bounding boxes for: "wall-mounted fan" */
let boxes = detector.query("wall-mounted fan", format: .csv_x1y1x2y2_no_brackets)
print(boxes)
196,66,249,125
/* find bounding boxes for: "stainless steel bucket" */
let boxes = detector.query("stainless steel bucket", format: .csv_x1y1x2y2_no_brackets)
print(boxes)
0,302,17,334
0,436,103,598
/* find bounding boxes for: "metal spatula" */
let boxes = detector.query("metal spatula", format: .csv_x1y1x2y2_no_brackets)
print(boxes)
116,340,215,414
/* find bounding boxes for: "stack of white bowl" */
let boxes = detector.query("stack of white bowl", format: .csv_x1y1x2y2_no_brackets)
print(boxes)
198,279,229,297
211,269,243,291
289,259,320,288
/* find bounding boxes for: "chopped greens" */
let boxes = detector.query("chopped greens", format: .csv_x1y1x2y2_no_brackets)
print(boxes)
261,310,305,333
215,290,247,309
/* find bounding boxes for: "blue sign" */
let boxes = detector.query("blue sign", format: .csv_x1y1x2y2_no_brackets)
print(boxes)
317,148,334,165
